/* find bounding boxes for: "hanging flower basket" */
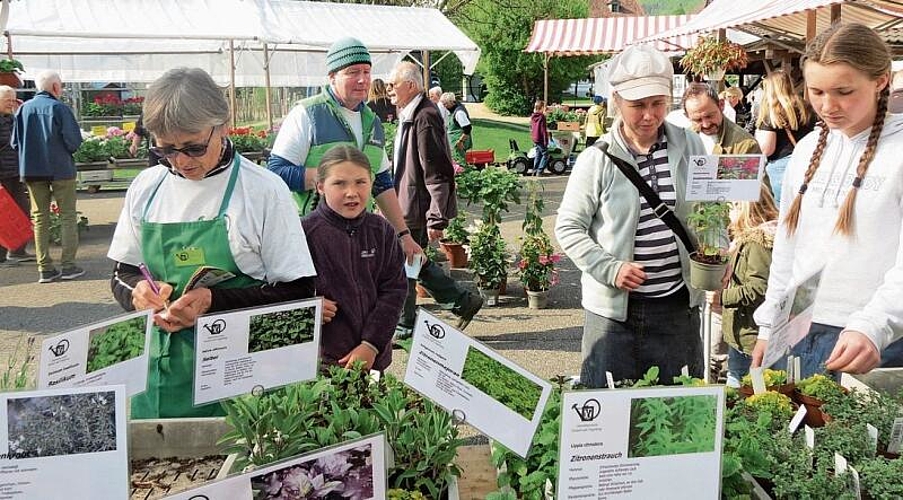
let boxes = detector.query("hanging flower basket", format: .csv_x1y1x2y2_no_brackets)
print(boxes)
0,59,24,88
680,37,748,79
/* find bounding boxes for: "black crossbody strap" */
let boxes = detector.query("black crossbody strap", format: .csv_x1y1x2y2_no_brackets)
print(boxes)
595,141,697,253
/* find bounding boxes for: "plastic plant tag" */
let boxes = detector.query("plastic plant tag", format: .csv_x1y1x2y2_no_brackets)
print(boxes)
788,404,807,434
887,417,903,454
606,371,616,389
786,356,796,383
867,424,878,456
805,425,815,449
834,453,848,475
680,365,689,377
749,367,766,394
850,466,862,500
792,357,801,383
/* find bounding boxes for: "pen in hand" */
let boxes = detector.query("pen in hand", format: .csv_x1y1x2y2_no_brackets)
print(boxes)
138,263,169,311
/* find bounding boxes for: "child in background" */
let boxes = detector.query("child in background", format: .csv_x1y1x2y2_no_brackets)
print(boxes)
530,100,550,176
711,186,779,386
302,145,407,371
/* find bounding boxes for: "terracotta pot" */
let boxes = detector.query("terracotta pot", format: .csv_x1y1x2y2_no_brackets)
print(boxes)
0,72,22,88
791,388,847,428
738,383,796,398
440,241,468,268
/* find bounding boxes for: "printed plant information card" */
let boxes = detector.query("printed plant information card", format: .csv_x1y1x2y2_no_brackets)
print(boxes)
165,434,387,500
0,385,128,499
404,310,553,457
193,298,322,405
37,310,152,397
762,270,823,369
686,154,766,201
559,385,725,499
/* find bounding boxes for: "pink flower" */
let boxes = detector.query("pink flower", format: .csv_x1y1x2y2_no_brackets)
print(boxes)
106,126,124,137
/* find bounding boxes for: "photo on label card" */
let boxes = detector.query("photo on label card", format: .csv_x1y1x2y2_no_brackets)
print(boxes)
717,156,760,180
627,394,717,458
250,443,374,499
460,346,542,420
86,315,147,373
248,306,316,353
7,391,117,458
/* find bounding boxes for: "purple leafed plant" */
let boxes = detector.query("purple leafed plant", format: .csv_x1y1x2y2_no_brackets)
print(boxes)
252,445,374,500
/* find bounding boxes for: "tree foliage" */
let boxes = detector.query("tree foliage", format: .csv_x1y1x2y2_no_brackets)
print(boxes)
454,0,599,115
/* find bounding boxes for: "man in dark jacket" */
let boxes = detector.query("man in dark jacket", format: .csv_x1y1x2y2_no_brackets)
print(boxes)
387,61,481,338
0,85,34,267
12,70,84,283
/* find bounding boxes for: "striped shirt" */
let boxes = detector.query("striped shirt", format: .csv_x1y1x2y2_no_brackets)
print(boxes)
627,135,684,298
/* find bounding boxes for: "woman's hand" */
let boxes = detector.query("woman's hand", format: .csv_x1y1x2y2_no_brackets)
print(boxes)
132,280,173,313
338,343,378,370
153,288,212,333
750,339,767,368
322,298,338,324
615,262,646,291
825,330,881,374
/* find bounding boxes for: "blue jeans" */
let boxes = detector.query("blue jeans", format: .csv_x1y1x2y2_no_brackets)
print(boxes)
533,142,549,175
765,156,790,208
880,337,903,367
580,287,702,388
788,323,842,379
726,346,752,387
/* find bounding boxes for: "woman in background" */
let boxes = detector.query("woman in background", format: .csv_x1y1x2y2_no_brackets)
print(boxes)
367,78,394,123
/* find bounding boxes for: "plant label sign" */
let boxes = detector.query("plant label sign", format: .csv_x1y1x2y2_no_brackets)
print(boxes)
685,154,766,202
558,385,725,499
165,433,387,500
37,310,152,397
762,270,822,369
403,310,553,458
193,298,322,405
0,384,129,499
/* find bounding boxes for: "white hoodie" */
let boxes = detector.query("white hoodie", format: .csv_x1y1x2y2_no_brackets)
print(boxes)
754,113,903,352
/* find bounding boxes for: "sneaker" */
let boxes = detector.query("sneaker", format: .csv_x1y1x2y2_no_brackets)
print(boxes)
8,251,35,263
60,266,86,280
0,259,19,268
453,292,483,330
38,268,62,283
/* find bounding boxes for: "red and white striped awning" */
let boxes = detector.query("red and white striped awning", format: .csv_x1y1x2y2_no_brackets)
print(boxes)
525,15,698,55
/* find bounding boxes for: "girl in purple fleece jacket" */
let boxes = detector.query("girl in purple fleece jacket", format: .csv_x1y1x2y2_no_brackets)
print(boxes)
302,145,407,371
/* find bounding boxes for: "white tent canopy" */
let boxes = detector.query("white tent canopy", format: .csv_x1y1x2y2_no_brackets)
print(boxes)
1,0,481,85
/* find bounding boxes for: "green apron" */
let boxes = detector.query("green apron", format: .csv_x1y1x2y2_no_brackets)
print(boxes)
131,157,260,419
447,104,472,166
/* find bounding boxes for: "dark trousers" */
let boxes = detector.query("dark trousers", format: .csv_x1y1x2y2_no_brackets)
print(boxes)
399,226,468,328
0,177,30,257
789,322,903,378
580,287,702,388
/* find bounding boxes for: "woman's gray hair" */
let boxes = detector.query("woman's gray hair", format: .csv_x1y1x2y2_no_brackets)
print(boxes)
439,92,457,107
394,61,423,92
0,85,16,99
143,68,230,137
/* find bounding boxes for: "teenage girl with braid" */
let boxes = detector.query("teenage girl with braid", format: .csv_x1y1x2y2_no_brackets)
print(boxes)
751,23,903,378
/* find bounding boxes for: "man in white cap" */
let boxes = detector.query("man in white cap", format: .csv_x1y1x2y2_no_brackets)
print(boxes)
268,37,420,261
555,45,710,388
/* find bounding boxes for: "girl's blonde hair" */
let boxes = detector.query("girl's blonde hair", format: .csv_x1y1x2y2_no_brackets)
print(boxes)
756,71,810,130
317,144,372,184
729,185,779,237
369,78,388,101
784,23,891,237
533,100,545,113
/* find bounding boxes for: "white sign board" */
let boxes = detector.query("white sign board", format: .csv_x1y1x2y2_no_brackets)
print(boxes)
0,385,129,499
193,298,322,405
762,270,822,369
404,310,553,458
686,154,767,201
558,385,725,499
165,434,387,500
38,310,152,397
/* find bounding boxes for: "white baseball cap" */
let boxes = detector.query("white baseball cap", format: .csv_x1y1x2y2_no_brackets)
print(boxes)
607,45,673,101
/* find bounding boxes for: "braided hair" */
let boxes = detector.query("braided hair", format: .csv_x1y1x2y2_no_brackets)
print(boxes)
784,23,892,237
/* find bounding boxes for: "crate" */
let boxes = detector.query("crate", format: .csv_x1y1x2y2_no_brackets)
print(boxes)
465,149,495,166
0,186,32,251
556,121,581,131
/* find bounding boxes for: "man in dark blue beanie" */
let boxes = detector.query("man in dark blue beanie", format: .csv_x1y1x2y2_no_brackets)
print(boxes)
268,37,421,263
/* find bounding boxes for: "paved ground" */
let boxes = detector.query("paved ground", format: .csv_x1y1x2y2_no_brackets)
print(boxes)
0,173,585,385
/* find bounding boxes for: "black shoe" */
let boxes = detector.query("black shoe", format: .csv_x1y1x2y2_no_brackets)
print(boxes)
38,268,62,283
454,292,483,330
60,266,86,280
0,259,19,268
8,251,35,263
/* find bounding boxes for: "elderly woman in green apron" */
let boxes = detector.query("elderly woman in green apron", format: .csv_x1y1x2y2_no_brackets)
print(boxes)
439,92,472,166
108,68,320,419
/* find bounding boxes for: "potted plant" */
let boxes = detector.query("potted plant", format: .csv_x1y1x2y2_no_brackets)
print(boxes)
0,58,24,88
679,36,748,81
467,221,509,306
456,166,522,226
686,202,729,291
739,368,794,397
517,182,559,309
440,211,470,268
792,373,848,427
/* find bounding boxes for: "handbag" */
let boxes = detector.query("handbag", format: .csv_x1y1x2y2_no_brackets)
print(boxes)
594,142,697,254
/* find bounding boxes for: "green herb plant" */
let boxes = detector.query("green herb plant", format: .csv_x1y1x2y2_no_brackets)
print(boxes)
857,457,903,500
740,369,788,389
460,347,542,420
0,336,35,391
455,167,522,225
248,307,315,353
86,316,146,373
797,374,846,401
686,202,729,264
742,392,794,422
442,211,469,245
467,221,509,289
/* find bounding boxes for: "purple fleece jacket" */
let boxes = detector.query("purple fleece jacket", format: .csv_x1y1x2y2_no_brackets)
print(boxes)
302,202,407,371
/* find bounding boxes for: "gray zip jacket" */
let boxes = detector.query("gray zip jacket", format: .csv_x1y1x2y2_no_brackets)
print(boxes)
555,120,707,320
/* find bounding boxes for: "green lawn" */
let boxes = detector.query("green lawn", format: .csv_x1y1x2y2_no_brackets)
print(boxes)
471,118,532,163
